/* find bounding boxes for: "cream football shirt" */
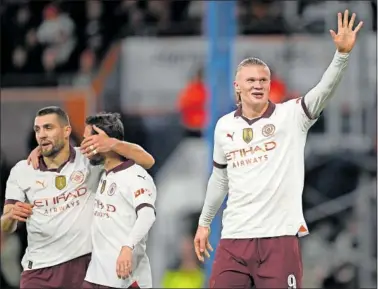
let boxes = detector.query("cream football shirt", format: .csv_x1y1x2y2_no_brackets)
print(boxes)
214,99,316,239
5,146,102,270
85,160,156,288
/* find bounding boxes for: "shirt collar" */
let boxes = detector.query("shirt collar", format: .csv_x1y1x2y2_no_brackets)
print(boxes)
234,102,276,125
38,145,76,173
105,160,135,175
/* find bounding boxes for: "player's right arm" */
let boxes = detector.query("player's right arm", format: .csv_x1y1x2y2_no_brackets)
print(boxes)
198,168,228,228
116,171,157,278
195,119,229,262
199,119,229,228
1,163,33,233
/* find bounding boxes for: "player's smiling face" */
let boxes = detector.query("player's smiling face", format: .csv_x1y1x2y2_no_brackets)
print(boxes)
235,64,271,107
34,114,69,157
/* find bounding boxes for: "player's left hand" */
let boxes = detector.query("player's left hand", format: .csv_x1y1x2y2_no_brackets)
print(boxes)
116,246,133,279
194,226,213,263
80,125,117,158
27,147,41,169
330,10,363,53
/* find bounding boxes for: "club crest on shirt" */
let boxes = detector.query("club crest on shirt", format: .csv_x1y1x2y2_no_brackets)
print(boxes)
70,171,85,184
107,183,117,196
262,124,275,137
55,175,66,190
242,128,253,143
100,180,106,194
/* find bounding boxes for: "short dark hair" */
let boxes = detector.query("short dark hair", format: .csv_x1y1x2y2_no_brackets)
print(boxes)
36,106,70,125
85,112,124,141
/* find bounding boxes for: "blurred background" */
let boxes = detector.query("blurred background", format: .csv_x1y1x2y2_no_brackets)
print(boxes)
0,0,376,288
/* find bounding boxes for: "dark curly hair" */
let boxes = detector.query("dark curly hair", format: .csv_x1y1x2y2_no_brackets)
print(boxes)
85,112,124,141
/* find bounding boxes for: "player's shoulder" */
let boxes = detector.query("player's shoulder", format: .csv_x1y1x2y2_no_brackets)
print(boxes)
72,147,88,162
123,164,155,189
217,110,236,124
126,164,153,180
113,162,154,182
73,146,82,154
276,97,303,110
72,146,96,169
11,160,33,174
216,110,237,129
272,98,304,119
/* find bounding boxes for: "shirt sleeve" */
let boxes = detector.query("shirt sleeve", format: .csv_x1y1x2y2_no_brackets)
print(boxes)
5,163,26,205
213,119,227,169
293,51,349,132
123,170,157,249
128,172,157,215
123,207,156,249
198,167,228,227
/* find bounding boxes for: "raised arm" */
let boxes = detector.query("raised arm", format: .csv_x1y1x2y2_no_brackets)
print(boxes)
81,125,155,169
110,141,155,170
28,135,155,170
304,51,348,119
304,10,363,119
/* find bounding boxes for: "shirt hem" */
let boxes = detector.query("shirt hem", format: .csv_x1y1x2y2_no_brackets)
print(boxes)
85,277,132,289
221,231,309,239
22,251,92,271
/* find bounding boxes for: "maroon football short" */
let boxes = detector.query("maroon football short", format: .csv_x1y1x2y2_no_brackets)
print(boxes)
209,236,303,288
82,280,141,289
20,254,91,289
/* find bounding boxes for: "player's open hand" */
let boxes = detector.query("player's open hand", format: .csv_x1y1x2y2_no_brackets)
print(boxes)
27,147,41,169
330,10,363,53
116,246,133,279
194,226,213,263
9,202,33,222
80,125,117,158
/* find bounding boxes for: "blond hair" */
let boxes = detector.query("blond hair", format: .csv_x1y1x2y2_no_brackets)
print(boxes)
234,57,269,105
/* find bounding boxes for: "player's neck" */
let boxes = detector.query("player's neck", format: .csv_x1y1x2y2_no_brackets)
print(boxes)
43,144,70,169
242,102,269,119
103,156,124,172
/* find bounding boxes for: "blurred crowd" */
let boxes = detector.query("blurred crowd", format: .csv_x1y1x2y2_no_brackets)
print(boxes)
1,0,376,87
1,0,377,288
